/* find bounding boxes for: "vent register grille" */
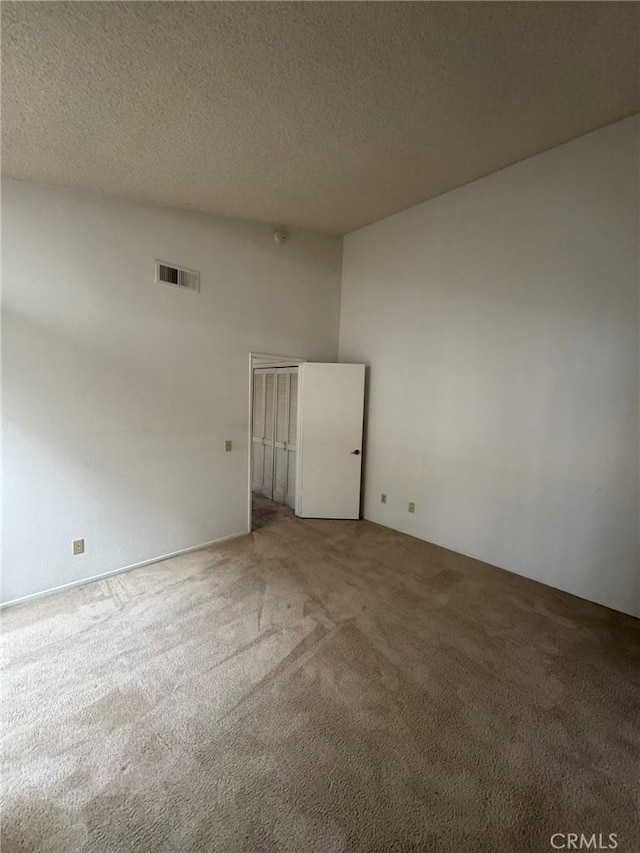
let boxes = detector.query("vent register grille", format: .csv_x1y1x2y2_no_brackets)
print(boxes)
155,260,200,292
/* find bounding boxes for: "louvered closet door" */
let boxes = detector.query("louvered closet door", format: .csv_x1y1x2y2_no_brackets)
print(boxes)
251,371,266,493
252,368,276,498
273,368,298,506
285,371,298,508
262,371,276,498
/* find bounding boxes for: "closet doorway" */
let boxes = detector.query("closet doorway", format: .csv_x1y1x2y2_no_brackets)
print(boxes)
249,353,305,531
248,353,366,531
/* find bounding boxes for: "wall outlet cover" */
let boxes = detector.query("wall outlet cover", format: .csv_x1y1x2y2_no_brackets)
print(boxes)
408,502,416,513
381,494,387,504
73,539,85,555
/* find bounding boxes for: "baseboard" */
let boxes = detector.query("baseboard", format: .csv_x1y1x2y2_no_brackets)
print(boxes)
0,531,248,610
362,515,639,620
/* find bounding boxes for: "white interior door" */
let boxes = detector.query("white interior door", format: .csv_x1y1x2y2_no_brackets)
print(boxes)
296,363,365,519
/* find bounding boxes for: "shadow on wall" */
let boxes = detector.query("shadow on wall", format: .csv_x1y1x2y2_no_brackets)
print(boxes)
1,305,245,601
353,287,638,615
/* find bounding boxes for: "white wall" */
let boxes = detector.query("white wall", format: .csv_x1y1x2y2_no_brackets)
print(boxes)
340,116,639,617
1,181,342,603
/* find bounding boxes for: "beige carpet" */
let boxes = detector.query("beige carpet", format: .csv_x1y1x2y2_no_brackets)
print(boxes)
2,495,639,852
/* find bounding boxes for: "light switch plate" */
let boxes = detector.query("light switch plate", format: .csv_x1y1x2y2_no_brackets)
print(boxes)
73,539,85,555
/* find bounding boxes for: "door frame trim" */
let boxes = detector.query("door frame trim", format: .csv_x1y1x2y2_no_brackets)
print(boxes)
247,352,306,532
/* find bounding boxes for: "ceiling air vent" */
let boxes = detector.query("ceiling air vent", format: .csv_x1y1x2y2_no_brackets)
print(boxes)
155,260,200,293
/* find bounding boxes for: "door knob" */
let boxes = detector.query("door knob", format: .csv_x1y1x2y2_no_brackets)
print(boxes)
351,449,360,455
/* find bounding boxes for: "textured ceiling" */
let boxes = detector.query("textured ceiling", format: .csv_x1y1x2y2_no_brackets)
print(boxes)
2,2,639,234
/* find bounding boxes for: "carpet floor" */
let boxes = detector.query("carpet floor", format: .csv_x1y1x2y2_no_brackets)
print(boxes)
2,495,639,852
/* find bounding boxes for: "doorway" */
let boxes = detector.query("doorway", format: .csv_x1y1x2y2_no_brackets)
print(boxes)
248,353,305,531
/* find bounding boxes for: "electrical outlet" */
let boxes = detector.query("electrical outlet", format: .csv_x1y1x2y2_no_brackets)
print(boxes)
225,440,232,452
380,494,387,504
408,502,416,514
73,539,85,555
